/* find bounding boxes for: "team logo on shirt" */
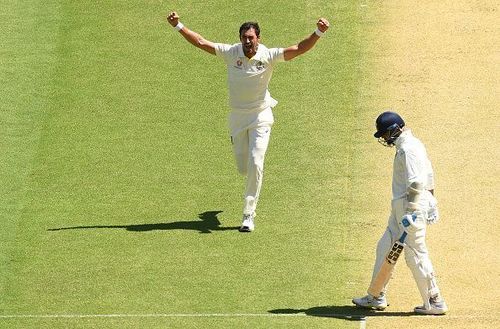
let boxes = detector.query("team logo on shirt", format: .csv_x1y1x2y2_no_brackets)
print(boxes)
236,59,243,67
255,61,265,71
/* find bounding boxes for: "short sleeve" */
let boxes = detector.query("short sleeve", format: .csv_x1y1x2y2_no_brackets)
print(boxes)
403,149,426,189
268,47,285,65
214,43,234,64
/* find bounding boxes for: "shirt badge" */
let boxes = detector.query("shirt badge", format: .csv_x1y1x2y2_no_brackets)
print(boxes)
255,61,265,71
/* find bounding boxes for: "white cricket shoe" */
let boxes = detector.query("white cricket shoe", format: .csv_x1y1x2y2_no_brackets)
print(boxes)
414,297,448,315
239,213,255,232
352,294,387,310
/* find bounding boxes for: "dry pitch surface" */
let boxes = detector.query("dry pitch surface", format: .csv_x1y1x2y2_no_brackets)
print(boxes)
356,1,499,328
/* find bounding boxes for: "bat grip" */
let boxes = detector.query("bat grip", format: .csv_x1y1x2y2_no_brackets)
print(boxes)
398,231,407,243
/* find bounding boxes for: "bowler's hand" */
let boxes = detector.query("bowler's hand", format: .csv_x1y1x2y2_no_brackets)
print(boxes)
167,11,179,27
317,18,330,33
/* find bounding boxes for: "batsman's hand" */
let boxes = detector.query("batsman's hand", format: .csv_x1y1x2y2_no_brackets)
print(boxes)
426,194,440,225
317,18,330,33
426,211,439,225
401,212,424,233
426,206,439,225
167,11,179,27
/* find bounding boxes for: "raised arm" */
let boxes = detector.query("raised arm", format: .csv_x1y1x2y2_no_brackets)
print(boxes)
167,11,216,55
283,18,330,61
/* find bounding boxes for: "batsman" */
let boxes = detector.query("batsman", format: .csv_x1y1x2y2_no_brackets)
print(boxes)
352,111,448,315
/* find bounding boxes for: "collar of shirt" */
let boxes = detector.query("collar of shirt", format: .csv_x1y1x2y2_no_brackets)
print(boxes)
237,43,262,61
394,129,412,149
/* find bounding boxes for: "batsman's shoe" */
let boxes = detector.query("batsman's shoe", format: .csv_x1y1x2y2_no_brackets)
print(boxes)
239,213,255,232
352,294,387,310
414,297,448,315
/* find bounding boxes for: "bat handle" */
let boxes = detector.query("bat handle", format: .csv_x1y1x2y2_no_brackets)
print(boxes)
398,231,407,243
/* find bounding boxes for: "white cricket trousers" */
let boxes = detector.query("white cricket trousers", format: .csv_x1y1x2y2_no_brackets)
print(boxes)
371,192,442,308
229,107,274,215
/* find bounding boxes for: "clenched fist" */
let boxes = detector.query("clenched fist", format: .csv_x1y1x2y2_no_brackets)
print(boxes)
317,18,330,33
167,11,179,27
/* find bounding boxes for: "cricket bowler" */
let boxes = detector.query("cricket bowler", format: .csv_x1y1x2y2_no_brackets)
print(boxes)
352,111,448,315
167,11,329,232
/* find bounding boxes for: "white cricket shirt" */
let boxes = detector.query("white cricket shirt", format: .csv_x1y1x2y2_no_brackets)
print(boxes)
215,43,284,112
392,130,435,200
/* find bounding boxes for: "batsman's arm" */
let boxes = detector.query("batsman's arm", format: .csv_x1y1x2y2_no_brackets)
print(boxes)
167,11,216,55
283,18,330,61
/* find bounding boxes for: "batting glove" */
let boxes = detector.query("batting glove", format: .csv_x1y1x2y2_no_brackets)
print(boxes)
401,212,424,233
426,207,439,225
426,196,440,225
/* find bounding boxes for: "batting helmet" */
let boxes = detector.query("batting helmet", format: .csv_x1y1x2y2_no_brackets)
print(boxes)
374,111,405,145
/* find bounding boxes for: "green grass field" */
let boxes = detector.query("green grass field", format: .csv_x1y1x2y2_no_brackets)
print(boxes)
1,1,382,328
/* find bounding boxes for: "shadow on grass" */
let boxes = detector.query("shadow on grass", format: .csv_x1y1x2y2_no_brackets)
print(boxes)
269,305,415,320
48,210,240,234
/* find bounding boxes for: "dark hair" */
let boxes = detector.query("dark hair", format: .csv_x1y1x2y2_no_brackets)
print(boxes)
239,22,260,37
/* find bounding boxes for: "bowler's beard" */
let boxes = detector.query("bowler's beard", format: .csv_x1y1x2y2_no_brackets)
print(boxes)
243,43,258,58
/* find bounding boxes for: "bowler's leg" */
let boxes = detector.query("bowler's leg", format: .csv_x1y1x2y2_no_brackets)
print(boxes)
231,130,249,176
243,125,272,216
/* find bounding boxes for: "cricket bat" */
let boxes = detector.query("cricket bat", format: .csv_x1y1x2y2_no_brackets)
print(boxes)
367,231,407,297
